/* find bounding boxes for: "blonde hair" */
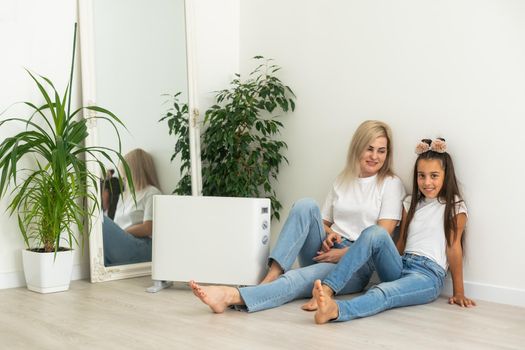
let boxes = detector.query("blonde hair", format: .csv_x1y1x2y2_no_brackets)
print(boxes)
338,120,394,184
120,148,160,191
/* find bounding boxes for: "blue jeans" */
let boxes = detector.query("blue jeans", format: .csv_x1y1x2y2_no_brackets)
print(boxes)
103,216,152,266
238,198,374,312
322,225,446,322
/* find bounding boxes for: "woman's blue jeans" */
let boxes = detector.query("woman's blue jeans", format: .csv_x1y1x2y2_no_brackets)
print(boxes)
322,225,446,322
238,198,374,312
103,216,152,266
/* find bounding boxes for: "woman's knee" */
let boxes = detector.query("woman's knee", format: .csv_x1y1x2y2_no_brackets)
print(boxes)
291,198,319,215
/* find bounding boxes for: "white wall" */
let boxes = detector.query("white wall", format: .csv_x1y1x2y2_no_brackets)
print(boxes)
240,0,525,306
193,0,240,112
0,0,87,288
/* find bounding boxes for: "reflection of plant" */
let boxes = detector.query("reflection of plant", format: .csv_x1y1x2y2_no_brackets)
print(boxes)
160,92,191,195
163,56,295,220
0,24,133,253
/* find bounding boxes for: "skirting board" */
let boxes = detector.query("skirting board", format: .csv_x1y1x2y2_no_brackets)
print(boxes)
0,263,89,290
441,278,525,308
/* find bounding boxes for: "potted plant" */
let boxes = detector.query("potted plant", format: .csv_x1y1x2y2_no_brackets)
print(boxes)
161,56,296,219
0,24,132,293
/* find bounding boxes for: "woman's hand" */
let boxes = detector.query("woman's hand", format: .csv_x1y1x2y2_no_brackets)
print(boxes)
321,231,343,252
448,293,476,308
313,247,348,263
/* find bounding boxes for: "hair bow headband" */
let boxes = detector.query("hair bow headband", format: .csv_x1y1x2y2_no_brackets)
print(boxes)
415,138,447,155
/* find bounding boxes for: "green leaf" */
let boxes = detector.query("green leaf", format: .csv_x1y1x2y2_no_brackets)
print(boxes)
0,23,134,252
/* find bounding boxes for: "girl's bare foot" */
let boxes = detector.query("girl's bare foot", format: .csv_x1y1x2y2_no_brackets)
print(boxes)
301,297,318,311
189,280,243,313
259,261,284,284
313,280,339,324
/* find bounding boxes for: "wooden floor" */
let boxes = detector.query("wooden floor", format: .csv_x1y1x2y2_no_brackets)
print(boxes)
1,277,524,350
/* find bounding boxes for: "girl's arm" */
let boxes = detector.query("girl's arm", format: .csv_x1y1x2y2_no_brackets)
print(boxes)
377,219,399,236
395,209,408,255
446,213,476,307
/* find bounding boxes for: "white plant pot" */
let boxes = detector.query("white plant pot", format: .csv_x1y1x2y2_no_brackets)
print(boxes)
22,249,74,293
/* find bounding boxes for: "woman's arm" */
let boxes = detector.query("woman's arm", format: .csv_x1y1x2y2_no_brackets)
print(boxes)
323,219,334,234
102,189,110,213
314,220,346,262
126,220,153,238
322,220,342,250
446,213,476,307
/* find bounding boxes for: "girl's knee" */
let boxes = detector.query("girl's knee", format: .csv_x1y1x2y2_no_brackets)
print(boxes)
361,225,389,242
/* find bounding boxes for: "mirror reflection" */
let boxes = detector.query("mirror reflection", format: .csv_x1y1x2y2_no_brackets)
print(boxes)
102,149,161,266
92,0,188,267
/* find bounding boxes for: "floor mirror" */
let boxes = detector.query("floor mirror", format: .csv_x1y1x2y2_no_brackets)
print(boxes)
78,0,198,282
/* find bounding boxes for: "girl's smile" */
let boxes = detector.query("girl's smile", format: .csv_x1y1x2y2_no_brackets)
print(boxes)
417,159,445,199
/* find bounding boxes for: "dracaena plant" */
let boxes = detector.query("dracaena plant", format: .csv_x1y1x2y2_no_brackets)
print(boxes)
0,23,133,253
162,56,296,220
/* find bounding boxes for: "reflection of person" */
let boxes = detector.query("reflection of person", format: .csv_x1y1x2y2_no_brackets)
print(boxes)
102,169,122,220
103,148,162,266
312,138,475,324
189,120,406,313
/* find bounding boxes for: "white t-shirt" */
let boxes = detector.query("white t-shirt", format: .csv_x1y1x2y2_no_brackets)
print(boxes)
113,185,162,231
403,195,468,270
321,174,406,241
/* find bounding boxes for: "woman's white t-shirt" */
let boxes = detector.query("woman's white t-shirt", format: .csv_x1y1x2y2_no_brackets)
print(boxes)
321,174,406,241
403,195,468,270
114,185,162,231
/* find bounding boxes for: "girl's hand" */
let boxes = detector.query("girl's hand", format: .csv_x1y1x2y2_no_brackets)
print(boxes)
313,247,348,263
448,293,476,307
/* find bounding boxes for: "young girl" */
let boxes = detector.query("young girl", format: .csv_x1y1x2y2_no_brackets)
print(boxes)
313,138,476,324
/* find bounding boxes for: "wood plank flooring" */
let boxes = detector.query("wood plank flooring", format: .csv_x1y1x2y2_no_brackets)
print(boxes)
0,277,523,349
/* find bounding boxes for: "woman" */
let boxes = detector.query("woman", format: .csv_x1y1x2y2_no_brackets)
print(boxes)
190,120,406,313
103,148,162,266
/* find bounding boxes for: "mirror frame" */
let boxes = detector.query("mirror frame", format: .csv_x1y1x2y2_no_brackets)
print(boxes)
78,0,201,282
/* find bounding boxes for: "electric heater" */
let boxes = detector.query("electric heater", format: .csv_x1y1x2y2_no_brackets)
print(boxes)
151,195,271,286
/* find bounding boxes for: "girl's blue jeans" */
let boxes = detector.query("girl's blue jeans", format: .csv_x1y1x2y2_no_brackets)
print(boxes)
322,225,446,322
239,198,374,312
103,216,152,266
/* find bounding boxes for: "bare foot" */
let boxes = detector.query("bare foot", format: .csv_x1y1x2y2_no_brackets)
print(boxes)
259,261,284,284
313,280,339,324
301,297,318,311
189,280,242,313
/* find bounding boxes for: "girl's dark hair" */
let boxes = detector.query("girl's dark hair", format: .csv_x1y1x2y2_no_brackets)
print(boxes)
401,138,464,248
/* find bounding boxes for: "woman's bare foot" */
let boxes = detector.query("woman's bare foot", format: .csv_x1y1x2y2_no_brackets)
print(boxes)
189,280,243,313
313,280,339,324
259,261,284,284
301,297,318,311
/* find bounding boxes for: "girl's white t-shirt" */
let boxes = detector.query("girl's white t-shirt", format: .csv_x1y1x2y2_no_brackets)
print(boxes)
114,185,162,231
321,174,406,241
403,196,468,270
